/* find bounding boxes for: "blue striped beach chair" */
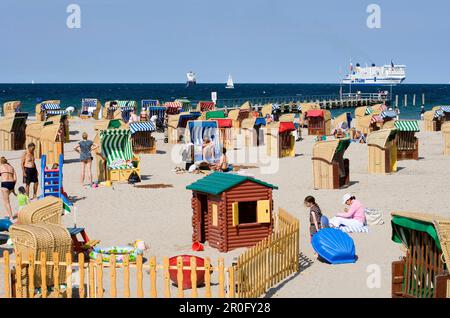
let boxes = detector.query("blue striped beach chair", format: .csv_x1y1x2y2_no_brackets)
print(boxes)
140,99,159,121
129,121,157,154
187,120,221,162
81,98,101,119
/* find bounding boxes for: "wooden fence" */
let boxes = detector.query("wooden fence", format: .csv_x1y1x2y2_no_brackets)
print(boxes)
1,209,299,298
233,208,300,298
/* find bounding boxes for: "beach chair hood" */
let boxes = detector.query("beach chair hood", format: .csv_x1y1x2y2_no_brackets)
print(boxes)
367,129,397,149
100,129,134,169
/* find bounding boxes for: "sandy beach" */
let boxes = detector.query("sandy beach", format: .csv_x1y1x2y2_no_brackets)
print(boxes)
1,117,449,298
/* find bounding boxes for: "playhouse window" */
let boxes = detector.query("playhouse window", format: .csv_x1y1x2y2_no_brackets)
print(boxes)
238,201,257,224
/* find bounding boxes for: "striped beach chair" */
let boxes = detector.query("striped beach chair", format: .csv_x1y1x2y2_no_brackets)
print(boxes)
147,106,166,131
129,121,157,154
81,98,101,119
35,100,65,121
175,99,191,112
187,120,221,162
99,129,140,182
395,120,420,160
197,101,215,112
140,100,159,121
164,101,182,115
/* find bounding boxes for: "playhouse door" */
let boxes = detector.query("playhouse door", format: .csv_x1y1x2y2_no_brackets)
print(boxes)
197,194,208,243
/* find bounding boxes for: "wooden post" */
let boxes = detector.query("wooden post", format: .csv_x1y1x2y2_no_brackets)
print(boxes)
123,254,130,298
404,94,407,107
110,256,116,298
204,257,211,298
96,254,103,298
3,251,10,298
176,256,184,298
229,266,235,298
395,95,399,108
422,93,425,106
218,258,225,298
15,253,22,298
28,253,35,298
52,252,60,296
78,253,85,298
149,256,157,298
88,261,95,298
65,253,72,298
413,94,416,106
40,252,47,298
190,257,197,298
136,254,144,298
163,257,171,298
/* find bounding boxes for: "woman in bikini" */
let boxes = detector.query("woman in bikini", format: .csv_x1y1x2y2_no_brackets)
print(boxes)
0,157,17,220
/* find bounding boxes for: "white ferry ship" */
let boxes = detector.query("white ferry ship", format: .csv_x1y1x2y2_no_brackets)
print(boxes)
342,62,406,85
186,71,197,87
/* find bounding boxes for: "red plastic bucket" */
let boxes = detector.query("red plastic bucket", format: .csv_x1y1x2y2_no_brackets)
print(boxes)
169,255,206,290
192,242,204,251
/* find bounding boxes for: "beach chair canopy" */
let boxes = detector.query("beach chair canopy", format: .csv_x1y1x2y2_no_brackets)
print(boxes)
116,100,137,110
0,112,28,132
81,98,99,112
440,106,450,113
367,129,397,149
95,119,124,131
391,211,450,265
41,101,61,111
100,129,134,169
175,99,191,112
372,104,387,112
279,122,296,133
313,139,350,163
141,99,159,110
3,101,21,113
381,110,398,120
240,101,251,110
395,121,420,132
198,101,215,112
164,101,182,114
306,110,324,118
279,114,295,122
206,110,226,120
216,118,233,128
129,121,156,134
260,104,273,117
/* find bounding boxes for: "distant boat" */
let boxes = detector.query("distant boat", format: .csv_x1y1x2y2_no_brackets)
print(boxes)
225,74,234,89
186,71,196,87
31,80,35,84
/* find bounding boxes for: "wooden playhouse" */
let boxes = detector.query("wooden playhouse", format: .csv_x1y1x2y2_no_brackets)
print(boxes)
305,109,331,136
186,172,278,252
312,139,350,190
0,112,28,151
391,211,450,298
129,121,157,154
80,98,101,119
96,129,140,183
3,101,21,116
395,120,420,160
442,122,450,156
367,129,398,174
265,120,296,158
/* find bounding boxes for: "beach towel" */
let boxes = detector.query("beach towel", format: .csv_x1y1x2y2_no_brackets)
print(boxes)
365,208,384,225
339,225,369,233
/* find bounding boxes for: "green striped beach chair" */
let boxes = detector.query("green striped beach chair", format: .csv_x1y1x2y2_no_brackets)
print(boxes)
99,129,140,182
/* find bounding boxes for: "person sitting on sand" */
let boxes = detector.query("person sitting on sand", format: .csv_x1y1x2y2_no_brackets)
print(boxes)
202,137,215,163
212,147,229,172
0,157,17,220
329,194,366,228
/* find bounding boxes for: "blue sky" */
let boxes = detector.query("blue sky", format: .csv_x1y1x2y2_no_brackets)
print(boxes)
1,0,449,83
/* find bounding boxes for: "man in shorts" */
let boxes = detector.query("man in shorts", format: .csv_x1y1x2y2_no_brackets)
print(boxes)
21,143,39,199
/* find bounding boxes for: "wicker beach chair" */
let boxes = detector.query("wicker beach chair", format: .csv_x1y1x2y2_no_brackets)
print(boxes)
0,112,28,151
306,109,331,136
395,120,420,160
2,101,22,116
80,98,102,119
367,129,398,174
9,223,72,296
129,121,157,154
265,121,296,158
391,211,450,298
18,196,63,225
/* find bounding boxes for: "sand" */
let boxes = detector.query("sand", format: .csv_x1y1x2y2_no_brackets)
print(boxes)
1,117,449,298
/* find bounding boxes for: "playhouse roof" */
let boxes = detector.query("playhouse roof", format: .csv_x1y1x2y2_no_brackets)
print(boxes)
186,172,278,195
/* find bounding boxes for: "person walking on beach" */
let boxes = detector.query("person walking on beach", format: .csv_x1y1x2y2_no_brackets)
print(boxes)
0,157,17,220
304,196,323,239
420,105,425,120
329,194,366,228
21,143,39,199
74,132,98,186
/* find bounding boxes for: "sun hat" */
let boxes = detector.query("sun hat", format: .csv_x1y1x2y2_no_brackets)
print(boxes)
342,193,352,205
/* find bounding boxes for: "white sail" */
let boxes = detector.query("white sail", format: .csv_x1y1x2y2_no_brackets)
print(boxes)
226,74,234,88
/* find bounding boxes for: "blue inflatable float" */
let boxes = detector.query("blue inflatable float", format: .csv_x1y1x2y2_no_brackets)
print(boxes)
0,218,12,232
311,228,356,265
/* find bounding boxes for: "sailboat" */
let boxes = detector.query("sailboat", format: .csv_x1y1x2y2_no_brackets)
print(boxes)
225,74,234,89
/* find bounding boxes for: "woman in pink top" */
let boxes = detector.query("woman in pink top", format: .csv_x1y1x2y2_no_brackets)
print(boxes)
329,193,366,228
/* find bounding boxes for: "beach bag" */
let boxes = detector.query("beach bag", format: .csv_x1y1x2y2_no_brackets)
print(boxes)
365,208,384,225
128,171,141,184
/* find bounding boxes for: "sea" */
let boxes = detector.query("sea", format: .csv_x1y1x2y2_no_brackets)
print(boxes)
1,83,450,120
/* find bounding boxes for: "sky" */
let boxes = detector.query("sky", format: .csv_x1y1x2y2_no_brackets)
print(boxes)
0,0,449,84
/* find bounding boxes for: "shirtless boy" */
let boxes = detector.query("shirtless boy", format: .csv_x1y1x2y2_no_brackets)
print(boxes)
22,143,39,199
